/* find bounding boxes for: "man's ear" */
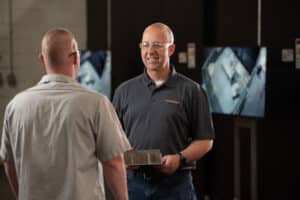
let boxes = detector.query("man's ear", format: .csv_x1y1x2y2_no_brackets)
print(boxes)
74,52,80,66
168,44,176,56
73,52,80,76
39,53,45,65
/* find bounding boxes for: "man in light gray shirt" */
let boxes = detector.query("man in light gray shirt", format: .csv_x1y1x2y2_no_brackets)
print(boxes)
0,28,131,200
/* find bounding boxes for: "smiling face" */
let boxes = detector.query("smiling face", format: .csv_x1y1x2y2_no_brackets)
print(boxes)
140,24,175,75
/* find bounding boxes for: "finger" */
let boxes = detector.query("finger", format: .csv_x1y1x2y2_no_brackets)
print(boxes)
161,156,167,165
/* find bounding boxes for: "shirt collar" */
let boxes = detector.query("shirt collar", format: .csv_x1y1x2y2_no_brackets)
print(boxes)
141,65,177,87
39,74,76,84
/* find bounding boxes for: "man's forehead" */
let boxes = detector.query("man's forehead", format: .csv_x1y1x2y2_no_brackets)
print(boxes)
142,29,169,41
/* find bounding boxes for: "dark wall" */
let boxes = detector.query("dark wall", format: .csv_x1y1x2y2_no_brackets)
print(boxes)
260,0,300,199
87,0,107,50
87,0,300,199
202,0,300,199
262,0,300,120
214,0,258,45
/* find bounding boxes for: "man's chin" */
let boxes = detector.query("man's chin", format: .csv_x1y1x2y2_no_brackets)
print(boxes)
145,64,159,70
146,67,159,72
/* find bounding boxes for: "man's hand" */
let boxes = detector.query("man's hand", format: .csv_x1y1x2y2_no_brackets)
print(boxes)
3,161,18,198
158,154,180,174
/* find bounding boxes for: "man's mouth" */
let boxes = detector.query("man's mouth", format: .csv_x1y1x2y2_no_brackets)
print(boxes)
146,56,159,63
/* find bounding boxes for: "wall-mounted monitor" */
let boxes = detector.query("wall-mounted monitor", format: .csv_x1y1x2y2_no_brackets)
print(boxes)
201,47,267,118
77,50,111,98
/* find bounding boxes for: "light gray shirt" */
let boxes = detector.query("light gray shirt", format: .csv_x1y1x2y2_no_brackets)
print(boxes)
0,74,131,200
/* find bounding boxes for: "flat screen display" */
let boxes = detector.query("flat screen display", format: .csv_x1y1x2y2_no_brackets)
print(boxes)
201,47,267,118
77,50,111,98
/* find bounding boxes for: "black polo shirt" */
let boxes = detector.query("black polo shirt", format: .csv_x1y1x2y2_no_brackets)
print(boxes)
113,67,215,156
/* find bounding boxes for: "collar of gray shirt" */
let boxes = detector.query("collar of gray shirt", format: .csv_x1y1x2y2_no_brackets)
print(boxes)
39,74,76,84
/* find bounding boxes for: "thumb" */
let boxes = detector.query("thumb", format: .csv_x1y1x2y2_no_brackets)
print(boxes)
161,155,168,165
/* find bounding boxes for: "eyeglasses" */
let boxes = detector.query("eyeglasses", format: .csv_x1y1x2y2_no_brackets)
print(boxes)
68,50,79,57
139,41,172,49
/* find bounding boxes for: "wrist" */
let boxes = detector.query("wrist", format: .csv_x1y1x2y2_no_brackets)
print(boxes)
177,152,186,168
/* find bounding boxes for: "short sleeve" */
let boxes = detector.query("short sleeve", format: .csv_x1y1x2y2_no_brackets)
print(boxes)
112,86,124,126
0,107,13,162
95,97,131,162
190,85,215,140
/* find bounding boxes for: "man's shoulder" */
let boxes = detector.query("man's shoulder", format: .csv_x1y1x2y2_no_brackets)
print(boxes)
9,85,38,101
173,72,209,98
12,82,108,104
63,84,111,104
175,72,200,89
115,74,143,92
4,86,38,112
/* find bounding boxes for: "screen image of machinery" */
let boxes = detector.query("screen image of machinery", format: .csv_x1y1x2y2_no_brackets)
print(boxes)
201,47,267,118
77,50,111,98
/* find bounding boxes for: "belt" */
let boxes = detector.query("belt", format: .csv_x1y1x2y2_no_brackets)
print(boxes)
130,166,193,181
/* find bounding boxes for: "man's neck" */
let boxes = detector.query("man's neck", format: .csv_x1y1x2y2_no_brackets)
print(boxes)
147,67,170,82
46,65,75,79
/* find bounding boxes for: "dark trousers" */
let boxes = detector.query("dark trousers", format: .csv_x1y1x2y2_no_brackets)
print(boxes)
127,169,198,200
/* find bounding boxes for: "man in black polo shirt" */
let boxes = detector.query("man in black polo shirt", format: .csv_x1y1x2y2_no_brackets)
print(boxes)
113,22,215,200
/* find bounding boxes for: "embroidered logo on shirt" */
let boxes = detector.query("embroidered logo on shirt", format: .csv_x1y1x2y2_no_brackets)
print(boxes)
164,99,181,104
